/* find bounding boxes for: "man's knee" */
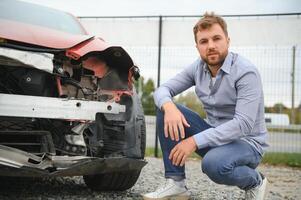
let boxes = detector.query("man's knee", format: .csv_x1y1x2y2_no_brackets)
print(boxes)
202,153,233,184
201,155,217,176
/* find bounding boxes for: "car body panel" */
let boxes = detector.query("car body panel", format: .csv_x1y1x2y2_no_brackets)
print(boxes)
0,47,54,73
0,19,93,49
0,18,132,70
65,37,109,60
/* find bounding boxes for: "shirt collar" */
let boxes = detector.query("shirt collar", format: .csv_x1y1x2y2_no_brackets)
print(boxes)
202,52,233,74
220,52,232,74
203,62,210,73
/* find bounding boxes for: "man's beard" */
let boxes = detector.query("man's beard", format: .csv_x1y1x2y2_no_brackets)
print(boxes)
202,51,227,67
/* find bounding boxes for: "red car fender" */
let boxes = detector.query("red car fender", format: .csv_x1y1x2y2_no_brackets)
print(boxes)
66,37,110,60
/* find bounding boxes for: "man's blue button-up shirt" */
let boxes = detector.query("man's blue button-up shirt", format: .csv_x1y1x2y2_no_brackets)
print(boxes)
154,52,268,155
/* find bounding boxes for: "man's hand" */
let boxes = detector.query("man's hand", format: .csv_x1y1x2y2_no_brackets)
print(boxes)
162,102,190,141
169,137,197,166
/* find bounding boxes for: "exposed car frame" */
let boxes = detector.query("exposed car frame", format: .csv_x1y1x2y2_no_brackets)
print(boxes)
0,0,146,191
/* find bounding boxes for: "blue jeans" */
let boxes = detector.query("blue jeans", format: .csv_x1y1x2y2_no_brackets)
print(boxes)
157,104,263,190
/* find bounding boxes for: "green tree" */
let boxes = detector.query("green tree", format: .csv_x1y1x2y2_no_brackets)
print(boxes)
142,79,156,115
134,77,156,115
273,103,287,113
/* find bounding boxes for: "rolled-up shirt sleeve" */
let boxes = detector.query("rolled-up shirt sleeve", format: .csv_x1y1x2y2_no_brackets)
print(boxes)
193,70,262,149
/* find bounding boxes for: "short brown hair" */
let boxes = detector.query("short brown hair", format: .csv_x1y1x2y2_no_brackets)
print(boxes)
193,12,228,43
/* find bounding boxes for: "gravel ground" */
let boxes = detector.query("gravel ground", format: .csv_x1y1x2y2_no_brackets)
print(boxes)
0,157,300,200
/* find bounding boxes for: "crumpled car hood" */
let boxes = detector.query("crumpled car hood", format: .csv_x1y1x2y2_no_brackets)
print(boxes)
0,18,133,69
0,19,94,49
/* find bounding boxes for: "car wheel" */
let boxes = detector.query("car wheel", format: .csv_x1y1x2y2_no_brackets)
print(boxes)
83,169,142,191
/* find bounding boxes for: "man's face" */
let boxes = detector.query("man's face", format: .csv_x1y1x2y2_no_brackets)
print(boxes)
195,23,230,68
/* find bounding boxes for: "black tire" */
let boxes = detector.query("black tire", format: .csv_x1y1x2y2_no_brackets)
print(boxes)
83,170,141,191
83,90,146,191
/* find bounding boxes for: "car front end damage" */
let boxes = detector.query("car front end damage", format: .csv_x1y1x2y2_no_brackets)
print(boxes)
0,28,146,190
0,145,146,177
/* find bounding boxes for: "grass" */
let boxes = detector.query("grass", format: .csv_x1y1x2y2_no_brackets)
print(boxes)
145,148,301,168
267,128,301,134
261,152,301,168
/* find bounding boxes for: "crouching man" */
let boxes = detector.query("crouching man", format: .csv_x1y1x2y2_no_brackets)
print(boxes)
143,12,268,200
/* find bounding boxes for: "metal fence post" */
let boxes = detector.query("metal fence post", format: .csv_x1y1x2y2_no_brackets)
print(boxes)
291,45,296,124
155,16,163,157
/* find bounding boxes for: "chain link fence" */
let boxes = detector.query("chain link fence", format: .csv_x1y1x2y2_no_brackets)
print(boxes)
79,14,301,153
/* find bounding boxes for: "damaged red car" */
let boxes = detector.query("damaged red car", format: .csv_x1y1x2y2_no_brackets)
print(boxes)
0,0,146,191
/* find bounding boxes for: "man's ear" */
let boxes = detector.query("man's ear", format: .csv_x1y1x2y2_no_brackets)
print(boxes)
227,37,230,47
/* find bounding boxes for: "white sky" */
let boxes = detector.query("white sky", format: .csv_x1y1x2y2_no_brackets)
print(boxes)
21,0,301,17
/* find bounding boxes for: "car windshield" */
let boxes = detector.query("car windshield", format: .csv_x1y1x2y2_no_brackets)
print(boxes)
0,0,85,35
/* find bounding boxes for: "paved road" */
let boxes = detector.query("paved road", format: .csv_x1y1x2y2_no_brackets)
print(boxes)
145,116,301,153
